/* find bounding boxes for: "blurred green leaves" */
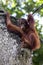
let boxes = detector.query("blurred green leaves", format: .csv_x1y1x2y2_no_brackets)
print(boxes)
1,0,43,17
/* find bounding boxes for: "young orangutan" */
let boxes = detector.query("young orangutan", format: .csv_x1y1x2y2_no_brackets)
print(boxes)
6,13,40,51
21,14,40,50
6,13,30,45
16,14,40,50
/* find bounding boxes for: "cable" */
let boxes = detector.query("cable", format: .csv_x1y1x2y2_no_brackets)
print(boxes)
32,4,43,15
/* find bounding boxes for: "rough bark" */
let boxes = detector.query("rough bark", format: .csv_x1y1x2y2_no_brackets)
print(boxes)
0,16,32,65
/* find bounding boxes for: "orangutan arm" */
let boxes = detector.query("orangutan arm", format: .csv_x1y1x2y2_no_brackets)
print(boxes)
6,17,30,45
6,12,24,36
29,32,40,51
7,22,24,35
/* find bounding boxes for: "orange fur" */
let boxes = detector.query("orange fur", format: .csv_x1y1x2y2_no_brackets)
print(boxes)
6,13,40,51
20,14,40,51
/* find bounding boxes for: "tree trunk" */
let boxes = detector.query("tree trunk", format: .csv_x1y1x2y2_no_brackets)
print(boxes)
0,16,32,65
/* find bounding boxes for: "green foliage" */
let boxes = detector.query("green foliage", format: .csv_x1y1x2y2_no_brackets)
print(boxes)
33,43,43,65
1,0,43,17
